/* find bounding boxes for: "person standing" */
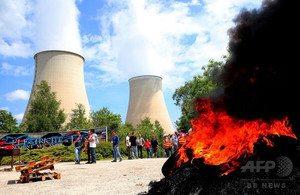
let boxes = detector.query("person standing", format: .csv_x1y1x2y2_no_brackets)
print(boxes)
87,129,98,164
171,132,178,153
144,139,152,158
137,134,145,159
73,131,85,164
163,134,172,158
112,131,123,162
126,133,131,159
130,132,138,159
151,135,159,158
178,129,187,149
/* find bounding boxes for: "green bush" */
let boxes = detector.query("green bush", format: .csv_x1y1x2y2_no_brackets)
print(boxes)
96,142,113,158
0,141,130,165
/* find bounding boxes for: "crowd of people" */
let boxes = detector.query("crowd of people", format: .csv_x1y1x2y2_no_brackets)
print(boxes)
125,132,160,159
124,130,188,160
73,129,188,164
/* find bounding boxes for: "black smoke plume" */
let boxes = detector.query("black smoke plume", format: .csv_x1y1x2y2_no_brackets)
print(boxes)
144,1,300,194
220,0,299,136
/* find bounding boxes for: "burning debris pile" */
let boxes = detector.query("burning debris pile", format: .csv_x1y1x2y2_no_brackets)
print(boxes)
146,0,300,194
148,136,299,195
148,118,300,194
171,98,297,176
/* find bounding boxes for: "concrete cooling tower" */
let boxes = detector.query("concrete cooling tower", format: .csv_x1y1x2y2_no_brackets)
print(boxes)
23,50,90,124
125,75,175,135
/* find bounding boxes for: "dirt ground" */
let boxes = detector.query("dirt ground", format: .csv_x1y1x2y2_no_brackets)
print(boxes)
0,158,167,195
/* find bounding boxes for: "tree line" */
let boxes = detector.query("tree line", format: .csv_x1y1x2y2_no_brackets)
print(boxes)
0,80,165,143
1,57,227,140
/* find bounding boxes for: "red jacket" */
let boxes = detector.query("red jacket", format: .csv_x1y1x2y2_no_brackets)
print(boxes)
144,141,151,149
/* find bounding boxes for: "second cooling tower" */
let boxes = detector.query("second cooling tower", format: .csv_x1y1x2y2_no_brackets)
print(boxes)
125,75,175,134
23,50,91,124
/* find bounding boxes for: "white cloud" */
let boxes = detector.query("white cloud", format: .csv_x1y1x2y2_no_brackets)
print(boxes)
0,0,34,57
0,107,9,111
0,40,33,58
82,0,262,90
0,0,28,38
14,112,24,121
4,89,30,101
0,62,33,76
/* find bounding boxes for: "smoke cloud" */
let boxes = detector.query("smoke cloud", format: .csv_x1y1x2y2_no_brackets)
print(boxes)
219,0,299,129
34,0,82,55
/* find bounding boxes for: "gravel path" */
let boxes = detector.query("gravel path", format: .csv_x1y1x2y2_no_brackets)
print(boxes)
0,158,167,195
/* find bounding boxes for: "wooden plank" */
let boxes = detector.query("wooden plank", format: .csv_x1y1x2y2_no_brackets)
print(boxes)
19,171,61,182
33,164,54,172
41,155,50,161
19,166,29,172
28,160,36,166
19,175,30,183
35,160,47,167
54,172,61,179
16,156,61,183
15,165,22,172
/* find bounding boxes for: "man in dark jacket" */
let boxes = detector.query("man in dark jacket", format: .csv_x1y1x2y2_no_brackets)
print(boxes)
130,132,138,159
112,131,123,162
151,135,159,158
73,131,85,164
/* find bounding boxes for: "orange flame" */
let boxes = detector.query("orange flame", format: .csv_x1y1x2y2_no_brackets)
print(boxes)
176,97,296,175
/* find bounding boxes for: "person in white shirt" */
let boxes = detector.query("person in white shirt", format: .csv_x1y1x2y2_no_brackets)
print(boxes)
137,134,145,159
87,129,98,164
126,133,132,159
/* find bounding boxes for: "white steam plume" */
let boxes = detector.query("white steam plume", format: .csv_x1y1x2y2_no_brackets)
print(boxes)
34,0,82,55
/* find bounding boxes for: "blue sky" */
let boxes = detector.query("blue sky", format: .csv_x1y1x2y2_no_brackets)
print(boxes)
0,0,262,129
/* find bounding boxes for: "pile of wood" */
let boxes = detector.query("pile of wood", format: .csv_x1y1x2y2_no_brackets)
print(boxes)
15,155,61,183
